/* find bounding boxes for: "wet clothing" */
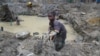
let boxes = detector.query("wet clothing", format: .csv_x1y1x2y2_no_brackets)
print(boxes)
49,20,67,51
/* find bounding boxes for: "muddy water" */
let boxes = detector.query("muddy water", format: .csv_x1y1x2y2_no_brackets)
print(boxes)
0,15,79,41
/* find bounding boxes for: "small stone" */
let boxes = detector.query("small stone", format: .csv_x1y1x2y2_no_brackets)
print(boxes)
0,39,3,41
27,53,35,56
81,12,86,15
92,40,100,45
22,46,25,49
0,49,2,53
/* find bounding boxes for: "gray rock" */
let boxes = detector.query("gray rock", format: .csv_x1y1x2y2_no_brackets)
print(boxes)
15,31,30,40
0,49,2,53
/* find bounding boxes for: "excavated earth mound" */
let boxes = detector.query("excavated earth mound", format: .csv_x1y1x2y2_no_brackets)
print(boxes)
0,31,100,56
0,31,19,56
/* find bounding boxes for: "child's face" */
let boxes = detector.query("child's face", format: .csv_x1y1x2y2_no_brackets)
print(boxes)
48,15,55,20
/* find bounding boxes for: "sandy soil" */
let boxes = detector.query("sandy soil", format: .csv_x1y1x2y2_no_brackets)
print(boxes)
0,15,79,41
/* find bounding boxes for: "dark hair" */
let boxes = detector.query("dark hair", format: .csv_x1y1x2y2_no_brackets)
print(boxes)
48,11,56,17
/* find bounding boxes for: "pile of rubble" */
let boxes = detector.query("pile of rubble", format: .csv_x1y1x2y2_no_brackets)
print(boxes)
59,3,100,42
0,0,100,16
17,37,100,56
0,31,19,56
0,31,100,56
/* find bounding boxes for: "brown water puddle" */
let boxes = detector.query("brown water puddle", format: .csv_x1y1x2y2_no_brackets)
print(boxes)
0,15,79,41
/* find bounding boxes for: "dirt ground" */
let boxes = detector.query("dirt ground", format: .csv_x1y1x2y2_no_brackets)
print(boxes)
0,16,99,56
0,15,79,41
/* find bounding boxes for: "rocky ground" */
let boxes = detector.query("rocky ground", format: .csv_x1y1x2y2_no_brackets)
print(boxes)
0,2,100,56
0,31,100,56
60,3,100,42
0,31,19,56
